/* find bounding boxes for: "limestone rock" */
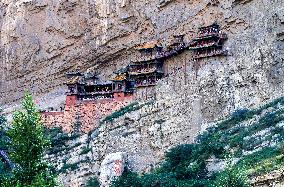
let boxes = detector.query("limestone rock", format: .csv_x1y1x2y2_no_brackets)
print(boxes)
99,152,126,187
1,0,284,186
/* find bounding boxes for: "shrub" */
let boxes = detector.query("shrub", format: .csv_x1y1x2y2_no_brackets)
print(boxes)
231,109,251,122
164,144,197,168
45,127,80,149
58,162,79,173
212,166,249,187
102,102,139,123
140,173,177,187
86,176,100,187
218,108,252,130
80,146,91,155
162,144,207,180
111,171,142,187
101,101,153,123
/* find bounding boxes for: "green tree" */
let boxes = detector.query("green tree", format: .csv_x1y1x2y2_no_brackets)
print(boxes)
6,93,57,186
0,107,13,183
0,107,8,150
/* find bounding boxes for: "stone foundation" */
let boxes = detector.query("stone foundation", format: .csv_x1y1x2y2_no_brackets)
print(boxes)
41,95,133,133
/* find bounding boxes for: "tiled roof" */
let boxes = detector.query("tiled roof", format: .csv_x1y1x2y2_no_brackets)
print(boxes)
112,74,127,81
66,76,81,85
136,40,160,50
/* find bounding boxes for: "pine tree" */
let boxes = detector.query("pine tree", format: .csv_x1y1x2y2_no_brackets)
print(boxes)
6,93,57,186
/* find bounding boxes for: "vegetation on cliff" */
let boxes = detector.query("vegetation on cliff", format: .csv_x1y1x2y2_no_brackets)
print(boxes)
101,101,153,124
112,97,284,187
0,93,58,187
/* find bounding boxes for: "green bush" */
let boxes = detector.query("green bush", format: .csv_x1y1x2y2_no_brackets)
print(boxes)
218,108,253,130
230,109,251,123
45,127,81,155
86,176,100,187
80,146,91,155
140,173,177,187
111,171,142,187
196,130,226,158
45,127,80,149
212,166,249,187
58,162,79,173
161,144,207,180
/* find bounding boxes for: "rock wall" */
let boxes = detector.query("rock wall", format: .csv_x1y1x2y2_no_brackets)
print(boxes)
1,0,283,117
1,0,284,186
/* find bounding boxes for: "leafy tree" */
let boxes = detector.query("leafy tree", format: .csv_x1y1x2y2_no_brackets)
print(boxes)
0,107,8,150
0,107,13,184
6,93,57,186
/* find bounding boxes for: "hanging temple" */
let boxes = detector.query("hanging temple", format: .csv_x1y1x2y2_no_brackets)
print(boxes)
41,23,228,133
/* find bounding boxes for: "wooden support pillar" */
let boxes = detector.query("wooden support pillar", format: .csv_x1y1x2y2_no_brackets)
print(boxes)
184,57,187,85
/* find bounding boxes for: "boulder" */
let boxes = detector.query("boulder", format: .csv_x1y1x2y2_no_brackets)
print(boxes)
99,152,126,187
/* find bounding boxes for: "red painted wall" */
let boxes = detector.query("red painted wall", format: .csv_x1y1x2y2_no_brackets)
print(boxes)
41,94,133,133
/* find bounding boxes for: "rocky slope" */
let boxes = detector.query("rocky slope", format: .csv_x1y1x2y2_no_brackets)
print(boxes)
45,94,202,186
45,96,284,186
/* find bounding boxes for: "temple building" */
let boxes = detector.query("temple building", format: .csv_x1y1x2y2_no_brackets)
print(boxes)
189,23,228,59
157,34,188,59
128,60,164,88
64,35,190,102
66,72,114,102
135,40,163,61
129,41,165,88
112,68,135,98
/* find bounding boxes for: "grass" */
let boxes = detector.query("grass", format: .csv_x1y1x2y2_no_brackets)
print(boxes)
235,147,284,176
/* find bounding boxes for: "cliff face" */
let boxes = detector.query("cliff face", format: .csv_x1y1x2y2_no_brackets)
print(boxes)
1,0,283,115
